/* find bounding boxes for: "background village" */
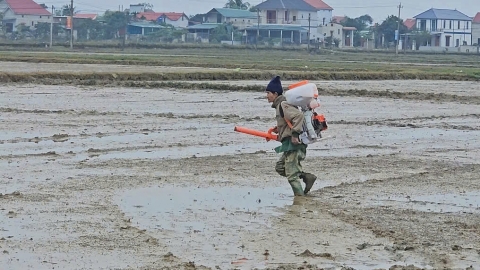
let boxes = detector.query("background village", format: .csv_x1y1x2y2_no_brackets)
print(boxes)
0,0,480,53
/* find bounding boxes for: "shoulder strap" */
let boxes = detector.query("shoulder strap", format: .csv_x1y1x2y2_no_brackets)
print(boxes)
279,102,293,128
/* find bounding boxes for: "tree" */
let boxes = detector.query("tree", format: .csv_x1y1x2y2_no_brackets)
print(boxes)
224,0,250,10
412,30,431,49
76,19,104,40
102,10,129,39
341,14,373,47
376,15,408,47
210,24,229,43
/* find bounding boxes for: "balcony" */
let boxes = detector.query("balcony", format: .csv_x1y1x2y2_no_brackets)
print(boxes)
267,19,277,24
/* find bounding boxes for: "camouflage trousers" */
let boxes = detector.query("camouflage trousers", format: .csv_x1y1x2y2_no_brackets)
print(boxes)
275,147,306,182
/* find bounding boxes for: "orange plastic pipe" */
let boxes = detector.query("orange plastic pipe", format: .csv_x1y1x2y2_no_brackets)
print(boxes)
234,126,278,141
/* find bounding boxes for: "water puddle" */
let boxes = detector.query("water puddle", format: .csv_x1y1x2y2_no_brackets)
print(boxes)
117,185,292,268
374,192,480,213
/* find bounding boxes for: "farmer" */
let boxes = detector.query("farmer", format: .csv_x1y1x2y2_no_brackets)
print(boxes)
265,75,317,196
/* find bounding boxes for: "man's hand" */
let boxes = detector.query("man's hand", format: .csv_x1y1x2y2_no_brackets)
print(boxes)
272,126,278,133
291,136,301,145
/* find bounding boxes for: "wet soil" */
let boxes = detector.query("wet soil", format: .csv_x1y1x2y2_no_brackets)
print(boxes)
1,81,479,269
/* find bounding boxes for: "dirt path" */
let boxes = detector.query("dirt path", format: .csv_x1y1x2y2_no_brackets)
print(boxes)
1,82,479,269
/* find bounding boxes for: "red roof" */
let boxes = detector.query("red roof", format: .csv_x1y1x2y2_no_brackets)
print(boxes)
474,12,480,23
403,18,416,30
332,16,345,23
74,14,97,20
303,0,333,11
137,12,186,21
5,0,51,16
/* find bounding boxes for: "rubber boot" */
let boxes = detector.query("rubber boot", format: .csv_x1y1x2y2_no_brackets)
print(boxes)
300,173,317,194
289,180,305,196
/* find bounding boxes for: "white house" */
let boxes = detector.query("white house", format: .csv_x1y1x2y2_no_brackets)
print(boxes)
204,8,257,30
303,0,333,26
255,0,319,40
414,8,473,47
0,0,52,33
318,22,355,47
473,12,480,45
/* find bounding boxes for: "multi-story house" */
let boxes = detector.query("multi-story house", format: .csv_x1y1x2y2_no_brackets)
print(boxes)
0,0,52,33
303,0,333,26
473,12,480,45
414,8,473,47
255,0,319,41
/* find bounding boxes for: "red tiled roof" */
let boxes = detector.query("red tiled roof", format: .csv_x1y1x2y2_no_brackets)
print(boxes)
74,14,97,20
403,18,416,30
303,0,333,11
332,16,345,23
137,12,186,21
474,12,480,23
5,0,51,16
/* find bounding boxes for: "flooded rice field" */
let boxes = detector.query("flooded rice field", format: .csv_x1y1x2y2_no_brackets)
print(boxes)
1,81,480,270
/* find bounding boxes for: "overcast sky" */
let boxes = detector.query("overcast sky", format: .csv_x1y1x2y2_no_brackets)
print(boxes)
43,0,479,23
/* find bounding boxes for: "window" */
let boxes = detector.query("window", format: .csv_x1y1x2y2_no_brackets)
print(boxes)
48,16,50,19
449,20,452,29
338,29,340,34
443,20,446,29
466,22,469,29
322,18,325,25
458,21,460,29
293,16,296,21
40,16,42,18
22,15,24,18
31,21,34,26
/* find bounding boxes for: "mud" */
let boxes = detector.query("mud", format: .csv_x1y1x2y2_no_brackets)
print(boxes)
1,80,480,269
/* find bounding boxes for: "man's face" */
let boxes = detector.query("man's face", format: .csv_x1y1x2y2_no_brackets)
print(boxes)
266,91,278,103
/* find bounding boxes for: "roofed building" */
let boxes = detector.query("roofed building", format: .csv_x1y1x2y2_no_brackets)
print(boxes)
303,0,333,26
414,8,473,47
0,0,52,33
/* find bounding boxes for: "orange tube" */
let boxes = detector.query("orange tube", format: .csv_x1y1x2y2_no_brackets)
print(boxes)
234,126,278,141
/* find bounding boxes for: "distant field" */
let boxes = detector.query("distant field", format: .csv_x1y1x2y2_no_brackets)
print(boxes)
0,46,479,82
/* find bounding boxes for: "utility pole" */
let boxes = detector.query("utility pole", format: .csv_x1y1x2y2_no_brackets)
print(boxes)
256,9,259,50
70,0,74,49
395,2,403,55
307,13,311,51
50,5,54,48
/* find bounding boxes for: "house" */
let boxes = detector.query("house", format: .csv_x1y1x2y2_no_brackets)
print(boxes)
255,0,319,41
0,0,52,33
318,22,355,47
136,12,189,28
331,16,345,24
303,0,333,26
473,12,480,45
204,8,257,29
413,8,473,47
129,4,146,14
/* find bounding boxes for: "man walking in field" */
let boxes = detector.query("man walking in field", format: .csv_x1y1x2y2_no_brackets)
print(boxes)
265,76,317,196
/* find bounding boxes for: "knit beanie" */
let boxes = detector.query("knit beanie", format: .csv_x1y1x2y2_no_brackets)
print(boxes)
266,76,283,95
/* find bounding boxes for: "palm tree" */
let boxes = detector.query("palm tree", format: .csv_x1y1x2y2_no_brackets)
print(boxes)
224,0,250,10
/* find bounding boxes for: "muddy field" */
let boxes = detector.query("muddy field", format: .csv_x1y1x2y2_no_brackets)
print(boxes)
1,79,480,270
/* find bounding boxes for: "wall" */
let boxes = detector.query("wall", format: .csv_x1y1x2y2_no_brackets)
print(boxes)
225,17,257,29
164,16,189,28
318,22,343,47
416,18,472,33
317,10,332,26
472,23,480,45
